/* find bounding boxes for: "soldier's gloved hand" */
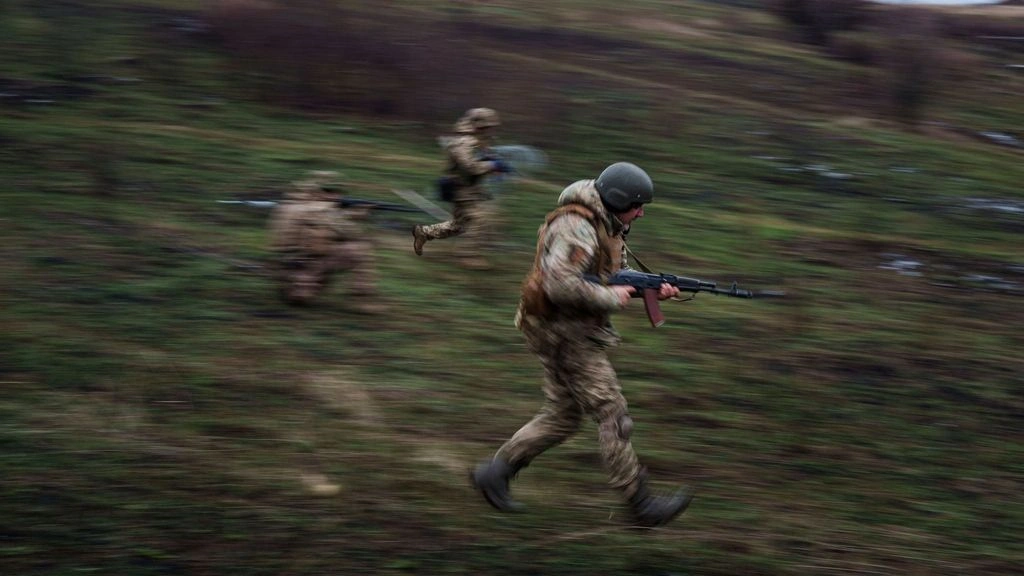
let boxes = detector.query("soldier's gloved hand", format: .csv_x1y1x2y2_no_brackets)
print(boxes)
490,158,513,174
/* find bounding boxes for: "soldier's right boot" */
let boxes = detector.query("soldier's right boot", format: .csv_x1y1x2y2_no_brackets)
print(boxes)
412,225,427,256
470,457,524,512
626,473,693,527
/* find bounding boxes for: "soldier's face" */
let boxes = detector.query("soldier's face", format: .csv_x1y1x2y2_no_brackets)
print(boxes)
617,204,645,225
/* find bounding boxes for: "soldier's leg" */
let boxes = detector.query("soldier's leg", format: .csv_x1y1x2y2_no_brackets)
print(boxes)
283,264,323,305
418,201,470,241
558,341,642,496
325,241,385,313
495,350,584,469
564,341,692,526
326,241,377,296
474,369,582,512
304,257,334,298
457,199,491,262
474,333,583,512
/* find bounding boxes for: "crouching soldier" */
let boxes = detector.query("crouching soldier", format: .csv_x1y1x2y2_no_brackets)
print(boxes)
268,171,381,313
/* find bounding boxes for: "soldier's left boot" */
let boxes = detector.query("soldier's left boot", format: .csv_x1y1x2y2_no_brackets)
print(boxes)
412,225,427,256
470,457,524,512
625,472,693,527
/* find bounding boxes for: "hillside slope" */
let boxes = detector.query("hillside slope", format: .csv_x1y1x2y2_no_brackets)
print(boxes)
1,1,1022,574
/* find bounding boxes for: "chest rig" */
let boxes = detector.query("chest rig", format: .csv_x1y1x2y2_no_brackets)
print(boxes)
519,203,623,319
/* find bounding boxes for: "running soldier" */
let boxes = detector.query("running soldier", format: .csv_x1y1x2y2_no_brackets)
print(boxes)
411,108,512,270
471,162,693,527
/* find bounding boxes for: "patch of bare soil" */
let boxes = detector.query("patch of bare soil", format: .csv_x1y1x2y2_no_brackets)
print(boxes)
626,17,713,39
928,5,1024,18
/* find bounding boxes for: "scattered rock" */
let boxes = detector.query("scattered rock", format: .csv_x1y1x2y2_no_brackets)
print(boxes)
978,131,1022,148
301,473,341,497
879,252,1023,295
879,254,924,276
964,197,1024,215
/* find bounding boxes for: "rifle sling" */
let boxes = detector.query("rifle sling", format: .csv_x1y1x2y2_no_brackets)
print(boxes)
624,243,654,274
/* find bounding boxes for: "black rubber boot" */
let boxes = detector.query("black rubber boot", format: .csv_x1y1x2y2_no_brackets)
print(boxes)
627,477,693,527
412,225,427,256
470,458,524,512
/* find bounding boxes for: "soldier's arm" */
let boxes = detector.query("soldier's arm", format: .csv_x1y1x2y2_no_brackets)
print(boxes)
448,137,499,177
342,205,375,222
322,206,364,241
541,214,623,313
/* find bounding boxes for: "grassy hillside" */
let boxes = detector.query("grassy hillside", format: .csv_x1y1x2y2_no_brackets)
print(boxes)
1,1,1022,574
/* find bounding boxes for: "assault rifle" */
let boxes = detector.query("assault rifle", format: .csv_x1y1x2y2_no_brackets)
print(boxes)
434,143,548,201
337,198,421,213
590,269,785,328
217,199,421,213
437,155,513,202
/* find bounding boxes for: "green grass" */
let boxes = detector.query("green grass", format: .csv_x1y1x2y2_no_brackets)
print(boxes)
2,1,1023,575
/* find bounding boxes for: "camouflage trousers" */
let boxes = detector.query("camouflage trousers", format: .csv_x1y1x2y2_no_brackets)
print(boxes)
418,198,492,257
275,240,376,304
496,323,643,497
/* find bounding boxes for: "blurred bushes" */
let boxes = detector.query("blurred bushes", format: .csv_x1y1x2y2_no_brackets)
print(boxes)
202,0,1021,138
771,0,873,46
883,11,939,127
205,0,588,143
205,0,472,118
937,9,1024,49
771,1,1022,127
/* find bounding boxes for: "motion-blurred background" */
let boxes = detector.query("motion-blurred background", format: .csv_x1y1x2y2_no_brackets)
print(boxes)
1,1,1021,574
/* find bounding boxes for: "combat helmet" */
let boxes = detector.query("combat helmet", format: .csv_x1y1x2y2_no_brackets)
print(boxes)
455,108,501,134
595,162,654,213
292,170,343,200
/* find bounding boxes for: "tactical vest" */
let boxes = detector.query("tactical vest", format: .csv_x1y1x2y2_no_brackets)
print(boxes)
270,202,338,257
519,203,622,319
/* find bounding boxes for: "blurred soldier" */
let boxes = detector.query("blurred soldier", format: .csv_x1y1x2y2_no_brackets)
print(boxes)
411,107,513,270
471,162,693,527
268,171,380,312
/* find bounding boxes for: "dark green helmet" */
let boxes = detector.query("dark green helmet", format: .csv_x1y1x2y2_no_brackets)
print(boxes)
595,162,654,213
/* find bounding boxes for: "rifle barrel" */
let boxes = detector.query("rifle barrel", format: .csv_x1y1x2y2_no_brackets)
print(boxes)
339,198,421,213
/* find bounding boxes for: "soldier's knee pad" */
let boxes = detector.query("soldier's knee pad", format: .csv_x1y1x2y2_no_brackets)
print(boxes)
599,408,633,441
617,414,634,440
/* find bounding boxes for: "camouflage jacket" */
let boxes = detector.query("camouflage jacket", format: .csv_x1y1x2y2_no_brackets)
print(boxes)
440,133,497,203
516,179,630,345
268,188,364,257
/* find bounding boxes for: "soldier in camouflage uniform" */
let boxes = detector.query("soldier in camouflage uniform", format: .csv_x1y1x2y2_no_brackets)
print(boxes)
471,162,693,527
411,108,513,270
268,171,380,311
